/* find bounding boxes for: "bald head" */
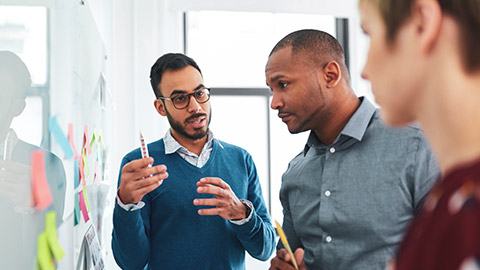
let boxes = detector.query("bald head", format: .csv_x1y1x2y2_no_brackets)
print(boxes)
0,51,31,99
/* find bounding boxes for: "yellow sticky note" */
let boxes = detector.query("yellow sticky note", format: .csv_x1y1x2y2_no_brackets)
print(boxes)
83,185,91,212
82,148,90,176
45,211,65,262
98,128,105,149
275,220,298,270
37,232,55,270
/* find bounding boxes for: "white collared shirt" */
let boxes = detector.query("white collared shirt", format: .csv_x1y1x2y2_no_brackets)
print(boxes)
163,129,223,168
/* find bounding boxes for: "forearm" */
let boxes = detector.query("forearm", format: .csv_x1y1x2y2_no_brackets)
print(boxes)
231,209,276,261
111,203,150,269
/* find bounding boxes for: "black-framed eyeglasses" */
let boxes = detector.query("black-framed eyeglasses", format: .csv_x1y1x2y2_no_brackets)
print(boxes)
158,87,211,110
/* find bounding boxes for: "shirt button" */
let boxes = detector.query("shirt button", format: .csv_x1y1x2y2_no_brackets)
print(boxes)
329,147,335,153
325,190,331,197
326,236,332,243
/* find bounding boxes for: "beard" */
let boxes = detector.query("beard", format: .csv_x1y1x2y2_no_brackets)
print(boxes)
165,107,212,141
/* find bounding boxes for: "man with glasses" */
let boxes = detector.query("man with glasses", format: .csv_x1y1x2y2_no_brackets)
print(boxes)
266,30,440,270
112,53,275,270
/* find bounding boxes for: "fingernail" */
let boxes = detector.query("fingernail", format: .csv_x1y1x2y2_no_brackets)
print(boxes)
197,187,203,192
193,199,198,204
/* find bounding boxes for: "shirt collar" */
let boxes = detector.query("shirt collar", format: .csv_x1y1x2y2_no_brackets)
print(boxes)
304,97,376,154
340,96,376,142
163,129,222,155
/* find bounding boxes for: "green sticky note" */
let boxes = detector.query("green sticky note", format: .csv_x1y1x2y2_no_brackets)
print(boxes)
74,192,81,226
83,185,91,212
45,211,65,262
37,232,54,270
90,128,96,148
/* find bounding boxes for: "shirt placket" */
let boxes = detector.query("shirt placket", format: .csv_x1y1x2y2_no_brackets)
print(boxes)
318,144,337,269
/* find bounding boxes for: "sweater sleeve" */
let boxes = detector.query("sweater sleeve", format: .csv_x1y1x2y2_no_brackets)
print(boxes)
229,153,276,261
111,156,151,270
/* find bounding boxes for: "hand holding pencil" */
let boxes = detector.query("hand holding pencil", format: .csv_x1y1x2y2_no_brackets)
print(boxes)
117,132,169,205
269,221,306,270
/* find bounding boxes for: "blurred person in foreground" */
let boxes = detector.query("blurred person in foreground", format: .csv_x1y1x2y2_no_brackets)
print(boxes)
359,0,480,269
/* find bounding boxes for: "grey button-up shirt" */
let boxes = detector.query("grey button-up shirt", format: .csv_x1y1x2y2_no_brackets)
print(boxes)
279,97,439,270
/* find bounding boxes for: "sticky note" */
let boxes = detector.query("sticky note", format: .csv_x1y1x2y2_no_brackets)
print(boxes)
37,232,55,270
98,128,105,149
31,150,53,211
79,153,85,186
74,159,79,189
84,126,92,155
45,211,65,261
79,190,90,222
67,123,78,159
90,128,96,149
49,116,74,160
74,192,80,226
83,185,91,212
82,148,90,176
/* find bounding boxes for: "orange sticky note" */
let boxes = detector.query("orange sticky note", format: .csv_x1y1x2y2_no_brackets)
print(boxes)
31,150,53,211
68,123,78,159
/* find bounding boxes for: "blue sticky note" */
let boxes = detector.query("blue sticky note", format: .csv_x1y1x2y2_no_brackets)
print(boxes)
74,159,79,189
49,116,74,159
74,192,80,226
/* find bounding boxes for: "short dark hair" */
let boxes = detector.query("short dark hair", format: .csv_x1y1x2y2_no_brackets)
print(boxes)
270,29,350,83
0,51,31,99
150,53,202,98
360,0,480,72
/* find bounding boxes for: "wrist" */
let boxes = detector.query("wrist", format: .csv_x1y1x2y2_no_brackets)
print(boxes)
117,188,135,204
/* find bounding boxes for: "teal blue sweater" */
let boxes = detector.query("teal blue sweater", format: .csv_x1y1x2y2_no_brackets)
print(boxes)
112,139,275,269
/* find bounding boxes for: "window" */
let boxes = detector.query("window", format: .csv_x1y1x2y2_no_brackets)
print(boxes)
0,6,48,147
187,10,337,223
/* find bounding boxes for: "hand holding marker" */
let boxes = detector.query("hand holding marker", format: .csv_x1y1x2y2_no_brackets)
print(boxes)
140,131,162,185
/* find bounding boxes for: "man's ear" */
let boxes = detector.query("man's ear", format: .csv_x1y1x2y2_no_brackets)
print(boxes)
322,61,342,88
11,99,26,117
154,99,167,116
412,0,442,54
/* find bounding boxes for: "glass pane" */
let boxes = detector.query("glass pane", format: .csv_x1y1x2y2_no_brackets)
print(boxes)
187,11,335,88
10,96,43,147
0,6,48,85
208,95,270,206
269,97,309,223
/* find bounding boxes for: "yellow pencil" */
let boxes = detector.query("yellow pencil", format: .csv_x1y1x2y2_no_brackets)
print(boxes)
275,220,298,270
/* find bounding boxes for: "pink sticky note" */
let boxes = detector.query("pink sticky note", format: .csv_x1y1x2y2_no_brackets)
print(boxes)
84,126,92,155
31,150,53,211
79,190,90,222
68,124,78,159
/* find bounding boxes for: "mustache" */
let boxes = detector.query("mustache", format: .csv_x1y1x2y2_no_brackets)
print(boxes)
185,113,207,123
